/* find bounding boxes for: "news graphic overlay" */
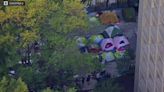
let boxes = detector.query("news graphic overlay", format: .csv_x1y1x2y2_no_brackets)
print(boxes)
3,1,25,6
3,1,8,6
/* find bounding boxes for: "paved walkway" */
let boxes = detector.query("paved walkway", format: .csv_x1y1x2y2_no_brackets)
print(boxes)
81,79,97,91
116,73,134,92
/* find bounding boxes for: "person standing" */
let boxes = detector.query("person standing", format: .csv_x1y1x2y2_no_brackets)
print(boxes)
106,0,109,8
86,75,91,85
81,77,85,85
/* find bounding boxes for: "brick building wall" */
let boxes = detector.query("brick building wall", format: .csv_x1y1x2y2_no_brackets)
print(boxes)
134,0,164,92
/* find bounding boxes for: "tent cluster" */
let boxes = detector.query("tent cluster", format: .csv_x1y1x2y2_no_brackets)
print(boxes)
76,25,129,64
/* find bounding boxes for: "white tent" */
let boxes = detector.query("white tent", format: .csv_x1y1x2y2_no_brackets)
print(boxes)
104,25,123,38
113,36,129,50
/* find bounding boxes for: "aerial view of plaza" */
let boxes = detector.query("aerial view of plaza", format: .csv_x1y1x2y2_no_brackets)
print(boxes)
1,0,164,92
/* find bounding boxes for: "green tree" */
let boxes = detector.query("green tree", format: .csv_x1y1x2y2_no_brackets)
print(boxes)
67,87,77,92
0,0,58,78
0,77,28,92
14,78,28,92
31,0,100,91
0,0,102,91
0,77,8,92
42,88,54,92
17,66,46,92
35,1,99,90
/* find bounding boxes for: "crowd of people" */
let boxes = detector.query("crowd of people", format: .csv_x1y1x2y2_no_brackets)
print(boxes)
74,69,111,91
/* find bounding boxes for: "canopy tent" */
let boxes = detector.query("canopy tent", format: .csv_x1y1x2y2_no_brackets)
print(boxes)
102,25,123,38
100,38,115,52
99,12,119,25
88,35,104,44
113,36,129,51
101,52,115,62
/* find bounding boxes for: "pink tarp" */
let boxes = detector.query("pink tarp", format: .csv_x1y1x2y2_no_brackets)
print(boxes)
100,38,115,52
113,36,129,50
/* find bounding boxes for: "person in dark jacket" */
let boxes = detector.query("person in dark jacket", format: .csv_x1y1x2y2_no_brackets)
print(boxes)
106,0,109,8
81,77,85,84
86,75,91,85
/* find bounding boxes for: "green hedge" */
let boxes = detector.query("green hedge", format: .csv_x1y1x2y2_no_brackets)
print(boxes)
122,8,136,22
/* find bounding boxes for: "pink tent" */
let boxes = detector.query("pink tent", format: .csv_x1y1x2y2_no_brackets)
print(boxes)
100,38,115,52
113,36,129,50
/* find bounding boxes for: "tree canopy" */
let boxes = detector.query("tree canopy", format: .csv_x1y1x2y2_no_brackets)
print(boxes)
0,0,102,91
0,77,28,92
